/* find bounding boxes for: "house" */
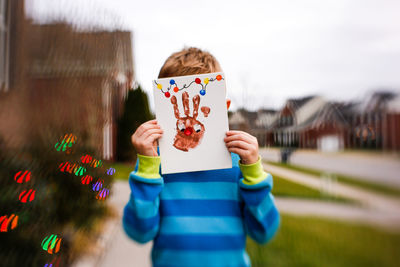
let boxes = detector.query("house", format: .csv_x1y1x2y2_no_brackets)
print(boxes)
229,91,400,151
351,91,400,151
385,94,400,150
228,108,279,147
0,0,134,160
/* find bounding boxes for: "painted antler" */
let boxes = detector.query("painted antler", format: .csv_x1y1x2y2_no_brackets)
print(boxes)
170,95,180,119
182,92,190,116
192,95,200,119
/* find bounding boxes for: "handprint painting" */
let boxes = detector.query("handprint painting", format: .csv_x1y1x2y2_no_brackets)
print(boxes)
153,72,232,174
170,92,207,151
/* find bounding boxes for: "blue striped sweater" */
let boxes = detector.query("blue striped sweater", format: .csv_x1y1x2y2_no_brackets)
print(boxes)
122,153,280,267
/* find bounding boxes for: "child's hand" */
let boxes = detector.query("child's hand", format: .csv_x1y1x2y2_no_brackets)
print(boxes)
131,120,163,157
224,130,259,165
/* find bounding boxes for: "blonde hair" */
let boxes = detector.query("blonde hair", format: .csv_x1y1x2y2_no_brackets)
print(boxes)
158,47,221,78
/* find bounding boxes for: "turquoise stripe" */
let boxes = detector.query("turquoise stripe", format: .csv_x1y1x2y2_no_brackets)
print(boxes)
161,182,239,200
152,249,250,267
129,197,159,219
159,216,245,235
248,192,275,219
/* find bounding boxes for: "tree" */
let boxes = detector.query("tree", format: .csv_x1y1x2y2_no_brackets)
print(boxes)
117,85,153,162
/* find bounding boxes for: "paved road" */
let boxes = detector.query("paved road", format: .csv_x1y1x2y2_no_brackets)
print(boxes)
260,148,400,188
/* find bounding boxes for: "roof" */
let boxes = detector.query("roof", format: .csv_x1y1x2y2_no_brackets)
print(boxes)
387,95,400,112
229,109,273,129
287,96,315,111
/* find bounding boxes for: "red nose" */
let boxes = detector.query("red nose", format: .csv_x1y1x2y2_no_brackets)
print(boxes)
184,127,193,136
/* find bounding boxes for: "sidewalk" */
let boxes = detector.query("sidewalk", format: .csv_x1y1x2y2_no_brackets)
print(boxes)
73,180,152,267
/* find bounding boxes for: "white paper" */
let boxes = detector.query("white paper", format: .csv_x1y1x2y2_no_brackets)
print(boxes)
153,72,232,174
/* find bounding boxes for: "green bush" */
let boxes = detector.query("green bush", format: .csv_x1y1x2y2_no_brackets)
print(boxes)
0,132,112,266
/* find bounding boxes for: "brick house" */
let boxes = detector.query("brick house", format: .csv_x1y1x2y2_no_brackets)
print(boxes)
0,0,134,160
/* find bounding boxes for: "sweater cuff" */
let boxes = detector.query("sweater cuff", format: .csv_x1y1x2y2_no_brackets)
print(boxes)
136,154,161,179
239,156,267,185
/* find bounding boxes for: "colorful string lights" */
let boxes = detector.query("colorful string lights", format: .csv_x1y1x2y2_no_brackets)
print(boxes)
154,74,224,98
81,154,102,168
81,175,93,185
0,214,18,232
54,133,76,154
106,168,116,175
18,189,36,203
58,162,87,176
14,170,31,183
92,179,104,192
41,234,62,254
96,188,110,200
44,256,60,267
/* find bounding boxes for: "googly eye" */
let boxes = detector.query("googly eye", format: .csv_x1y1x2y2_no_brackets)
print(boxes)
194,124,201,133
178,122,185,132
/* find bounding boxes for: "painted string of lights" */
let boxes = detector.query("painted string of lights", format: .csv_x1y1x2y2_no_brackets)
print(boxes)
154,74,224,98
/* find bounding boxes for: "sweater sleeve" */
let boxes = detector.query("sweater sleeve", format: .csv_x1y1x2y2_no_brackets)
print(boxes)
238,156,280,244
122,154,163,243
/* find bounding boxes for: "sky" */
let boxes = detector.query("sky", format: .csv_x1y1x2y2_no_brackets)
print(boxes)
26,0,400,110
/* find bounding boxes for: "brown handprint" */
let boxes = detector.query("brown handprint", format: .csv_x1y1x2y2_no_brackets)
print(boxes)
170,92,210,152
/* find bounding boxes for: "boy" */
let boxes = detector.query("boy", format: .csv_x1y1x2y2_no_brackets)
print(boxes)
123,47,280,267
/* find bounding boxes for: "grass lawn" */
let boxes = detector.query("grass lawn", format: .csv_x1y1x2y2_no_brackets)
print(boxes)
247,214,400,267
272,173,351,203
266,161,400,197
112,162,134,181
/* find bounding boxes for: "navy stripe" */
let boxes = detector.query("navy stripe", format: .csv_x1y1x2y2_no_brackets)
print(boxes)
154,234,246,250
123,204,159,232
160,199,242,217
244,205,279,233
239,186,271,206
244,208,265,233
129,177,163,200
266,205,280,226
163,168,240,183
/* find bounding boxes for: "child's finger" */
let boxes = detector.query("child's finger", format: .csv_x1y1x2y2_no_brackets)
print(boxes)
225,130,250,137
141,128,163,140
136,124,161,138
146,133,163,144
226,147,247,157
226,130,253,137
226,130,254,139
226,130,243,135
224,133,254,144
225,140,252,151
